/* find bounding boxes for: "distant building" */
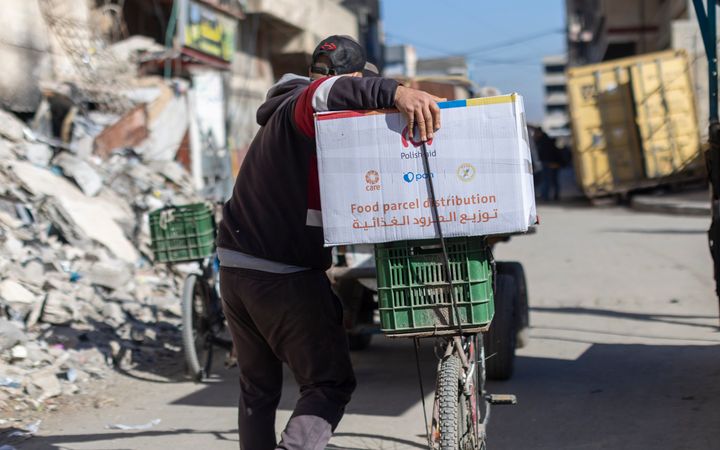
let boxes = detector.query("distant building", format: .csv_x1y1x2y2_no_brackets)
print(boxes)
340,0,384,69
416,56,469,78
542,54,571,140
384,44,417,77
383,49,470,79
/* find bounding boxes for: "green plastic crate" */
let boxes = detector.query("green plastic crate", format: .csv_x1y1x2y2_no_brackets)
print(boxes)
375,237,494,336
149,203,216,263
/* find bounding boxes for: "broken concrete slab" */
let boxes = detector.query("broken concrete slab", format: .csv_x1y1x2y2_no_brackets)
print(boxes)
13,142,53,167
0,139,13,159
108,36,164,65
41,291,79,325
101,302,126,327
0,280,38,305
0,110,28,142
4,160,139,262
53,152,103,196
27,370,62,402
10,345,27,361
0,319,27,352
10,260,46,287
137,92,189,161
85,260,133,290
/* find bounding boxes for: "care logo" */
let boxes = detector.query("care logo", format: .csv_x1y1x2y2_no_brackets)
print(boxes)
456,163,476,182
365,170,381,191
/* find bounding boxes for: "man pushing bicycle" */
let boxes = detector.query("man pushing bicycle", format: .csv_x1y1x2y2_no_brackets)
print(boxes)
216,35,441,450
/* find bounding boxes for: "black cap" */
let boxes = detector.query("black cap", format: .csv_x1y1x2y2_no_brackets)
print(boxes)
311,35,366,76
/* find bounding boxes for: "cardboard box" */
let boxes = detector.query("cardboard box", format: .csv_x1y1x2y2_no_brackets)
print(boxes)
315,93,536,246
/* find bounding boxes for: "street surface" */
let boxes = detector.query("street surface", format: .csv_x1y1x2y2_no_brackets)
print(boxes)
15,204,720,450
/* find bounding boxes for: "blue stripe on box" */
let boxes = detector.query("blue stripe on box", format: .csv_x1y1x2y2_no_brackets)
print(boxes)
438,99,467,109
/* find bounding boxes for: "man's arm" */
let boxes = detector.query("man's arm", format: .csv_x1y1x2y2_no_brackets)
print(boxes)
294,76,441,141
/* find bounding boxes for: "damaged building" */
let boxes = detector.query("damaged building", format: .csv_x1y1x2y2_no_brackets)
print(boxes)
0,0,379,425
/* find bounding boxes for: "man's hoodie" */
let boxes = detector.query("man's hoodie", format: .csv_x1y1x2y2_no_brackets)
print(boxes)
217,74,398,270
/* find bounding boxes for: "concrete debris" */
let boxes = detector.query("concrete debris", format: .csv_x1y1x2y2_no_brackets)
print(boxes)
12,142,53,167
0,280,37,305
0,109,28,142
10,345,28,361
28,370,62,401
53,153,104,197
0,71,202,415
0,320,27,352
84,260,134,290
41,291,79,325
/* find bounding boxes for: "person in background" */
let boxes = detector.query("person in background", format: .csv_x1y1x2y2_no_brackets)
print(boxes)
534,128,563,201
216,35,442,450
526,124,543,186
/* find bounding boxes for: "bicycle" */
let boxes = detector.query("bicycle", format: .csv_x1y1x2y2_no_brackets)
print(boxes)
180,253,233,381
149,203,233,381
374,142,519,449
423,293,518,449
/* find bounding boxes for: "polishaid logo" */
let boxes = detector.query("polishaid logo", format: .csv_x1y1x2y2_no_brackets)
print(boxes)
456,163,476,182
403,171,434,183
400,126,436,160
365,170,381,191
401,126,433,148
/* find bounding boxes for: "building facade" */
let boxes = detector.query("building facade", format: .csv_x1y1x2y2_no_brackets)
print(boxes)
542,54,571,140
384,44,417,77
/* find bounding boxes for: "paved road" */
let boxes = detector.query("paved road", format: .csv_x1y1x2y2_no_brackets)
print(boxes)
15,205,720,449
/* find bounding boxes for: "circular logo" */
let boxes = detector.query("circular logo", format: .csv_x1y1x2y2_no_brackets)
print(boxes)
457,163,476,182
403,172,414,183
365,170,380,185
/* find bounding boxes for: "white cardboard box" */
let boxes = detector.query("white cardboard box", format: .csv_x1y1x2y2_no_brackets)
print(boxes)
315,93,536,246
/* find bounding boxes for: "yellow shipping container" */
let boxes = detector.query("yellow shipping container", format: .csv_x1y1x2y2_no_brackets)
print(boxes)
567,50,704,198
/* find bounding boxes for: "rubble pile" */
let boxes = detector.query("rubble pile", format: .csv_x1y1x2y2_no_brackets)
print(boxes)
0,103,201,418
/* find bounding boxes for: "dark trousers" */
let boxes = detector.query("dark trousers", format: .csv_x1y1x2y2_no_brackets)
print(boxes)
219,267,356,450
541,165,560,201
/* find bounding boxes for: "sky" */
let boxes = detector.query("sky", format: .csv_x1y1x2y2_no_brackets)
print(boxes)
381,0,567,123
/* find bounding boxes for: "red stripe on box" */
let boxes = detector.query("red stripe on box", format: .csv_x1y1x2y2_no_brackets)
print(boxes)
315,109,399,121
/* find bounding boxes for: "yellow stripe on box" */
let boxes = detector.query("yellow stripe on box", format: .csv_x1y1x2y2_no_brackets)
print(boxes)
466,93,517,107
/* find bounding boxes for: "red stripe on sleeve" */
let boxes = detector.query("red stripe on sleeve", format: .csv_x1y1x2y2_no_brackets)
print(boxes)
294,77,329,138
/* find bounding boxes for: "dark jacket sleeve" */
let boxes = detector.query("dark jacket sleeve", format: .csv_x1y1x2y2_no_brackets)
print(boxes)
293,76,399,137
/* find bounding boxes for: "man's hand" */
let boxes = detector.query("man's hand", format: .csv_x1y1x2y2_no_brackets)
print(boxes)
394,85,443,142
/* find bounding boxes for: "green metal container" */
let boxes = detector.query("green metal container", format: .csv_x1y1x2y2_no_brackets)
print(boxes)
375,237,494,336
149,203,216,263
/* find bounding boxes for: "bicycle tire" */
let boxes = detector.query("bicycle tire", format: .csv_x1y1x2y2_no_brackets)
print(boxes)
181,274,212,381
438,353,461,449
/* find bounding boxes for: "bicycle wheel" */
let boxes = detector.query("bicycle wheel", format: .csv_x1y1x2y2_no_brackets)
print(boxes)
436,350,485,450
437,353,461,449
182,274,213,381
